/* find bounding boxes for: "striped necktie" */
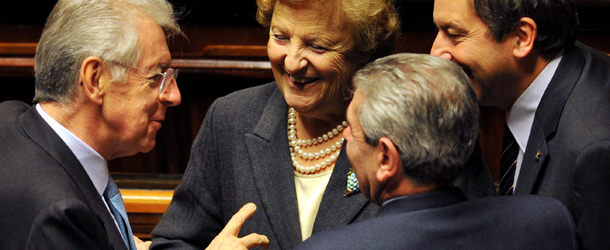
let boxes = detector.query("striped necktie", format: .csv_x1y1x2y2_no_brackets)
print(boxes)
104,177,136,250
499,124,518,196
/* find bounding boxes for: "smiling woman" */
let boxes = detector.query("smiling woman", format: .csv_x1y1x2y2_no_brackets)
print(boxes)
267,0,365,123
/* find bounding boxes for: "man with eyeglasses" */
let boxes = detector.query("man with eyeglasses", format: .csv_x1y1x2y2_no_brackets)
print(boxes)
0,0,181,249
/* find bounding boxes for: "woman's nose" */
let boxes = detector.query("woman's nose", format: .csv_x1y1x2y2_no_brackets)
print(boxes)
284,45,308,74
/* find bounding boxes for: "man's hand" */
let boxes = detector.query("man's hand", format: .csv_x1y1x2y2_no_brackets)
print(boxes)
134,236,152,250
206,203,270,250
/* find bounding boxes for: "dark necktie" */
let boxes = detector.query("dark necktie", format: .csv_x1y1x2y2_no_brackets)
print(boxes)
499,124,518,195
104,177,136,250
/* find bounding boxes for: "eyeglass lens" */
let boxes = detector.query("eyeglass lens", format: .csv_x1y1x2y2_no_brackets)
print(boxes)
159,68,178,94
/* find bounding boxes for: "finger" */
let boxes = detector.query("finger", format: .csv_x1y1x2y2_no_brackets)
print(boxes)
135,240,152,250
133,235,144,243
240,233,270,249
222,203,257,236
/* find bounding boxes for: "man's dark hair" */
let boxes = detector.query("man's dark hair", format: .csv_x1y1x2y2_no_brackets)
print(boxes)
473,0,579,60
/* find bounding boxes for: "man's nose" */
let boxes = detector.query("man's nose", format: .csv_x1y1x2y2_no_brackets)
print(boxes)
159,77,181,107
430,32,454,61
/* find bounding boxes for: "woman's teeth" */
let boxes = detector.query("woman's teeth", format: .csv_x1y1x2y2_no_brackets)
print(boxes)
290,76,318,84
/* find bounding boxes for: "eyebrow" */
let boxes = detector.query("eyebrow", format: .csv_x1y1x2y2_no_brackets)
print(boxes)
159,62,170,69
269,17,289,33
437,20,465,31
149,63,170,73
270,18,343,49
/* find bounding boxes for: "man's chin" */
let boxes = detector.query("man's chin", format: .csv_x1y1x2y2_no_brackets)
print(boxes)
138,136,157,154
141,142,156,153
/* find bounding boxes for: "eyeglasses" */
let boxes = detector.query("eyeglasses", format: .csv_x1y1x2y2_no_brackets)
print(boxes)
106,61,178,94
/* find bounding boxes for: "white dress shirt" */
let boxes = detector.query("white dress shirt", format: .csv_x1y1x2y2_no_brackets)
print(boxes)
505,51,563,190
35,104,121,230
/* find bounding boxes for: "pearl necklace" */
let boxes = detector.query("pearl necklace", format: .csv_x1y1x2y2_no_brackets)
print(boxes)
288,107,348,174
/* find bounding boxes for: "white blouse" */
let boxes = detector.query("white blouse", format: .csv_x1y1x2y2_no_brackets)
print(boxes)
294,170,333,240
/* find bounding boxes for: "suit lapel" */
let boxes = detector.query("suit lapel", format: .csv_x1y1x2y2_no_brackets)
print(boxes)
245,86,370,248
245,89,302,249
515,119,548,194
312,146,370,234
517,44,584,195
19,106,127,250
536,44,584,137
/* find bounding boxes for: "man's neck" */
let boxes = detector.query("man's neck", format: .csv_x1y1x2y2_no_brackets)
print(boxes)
504,53,552,111
40,101,111,160
379,178,436,205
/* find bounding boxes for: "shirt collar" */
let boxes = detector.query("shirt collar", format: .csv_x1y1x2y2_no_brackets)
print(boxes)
36,104,109,196
506,51,563,152
378,188,466,216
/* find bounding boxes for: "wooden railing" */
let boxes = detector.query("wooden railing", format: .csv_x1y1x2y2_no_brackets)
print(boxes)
0,43,272,78
121,189,174,239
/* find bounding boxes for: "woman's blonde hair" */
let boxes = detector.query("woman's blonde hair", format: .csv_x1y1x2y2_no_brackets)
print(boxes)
256,0,400,59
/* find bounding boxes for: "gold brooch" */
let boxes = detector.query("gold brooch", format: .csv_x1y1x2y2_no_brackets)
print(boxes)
344,168,360,197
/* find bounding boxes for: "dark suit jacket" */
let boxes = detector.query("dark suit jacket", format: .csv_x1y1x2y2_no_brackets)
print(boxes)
0,101,127,250
296,188,580,250
513,42,610,250
151,83,495,249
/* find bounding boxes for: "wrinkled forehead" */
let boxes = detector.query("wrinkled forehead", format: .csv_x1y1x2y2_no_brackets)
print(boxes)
276,0,345,20
466,0,491,25
281,0,336,7
272,0,352,39
434,0,486,29
135,16,171,68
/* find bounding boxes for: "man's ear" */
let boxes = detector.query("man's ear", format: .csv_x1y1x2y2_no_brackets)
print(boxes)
376,137,401,183
80,56,105,105
513,17,537,59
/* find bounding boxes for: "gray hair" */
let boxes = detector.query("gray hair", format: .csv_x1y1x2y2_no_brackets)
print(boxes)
34,0,182,105
353,53,480,188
